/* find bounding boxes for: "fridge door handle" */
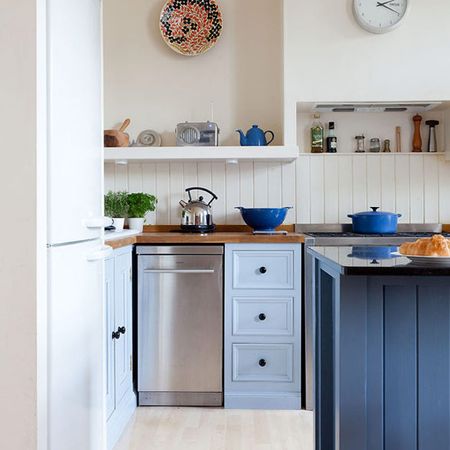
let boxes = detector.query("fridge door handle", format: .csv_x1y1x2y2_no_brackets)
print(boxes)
84,217,113,229
87,245,113,262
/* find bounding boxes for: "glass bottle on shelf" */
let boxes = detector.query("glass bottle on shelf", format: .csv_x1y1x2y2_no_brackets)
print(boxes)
383,139,391,153
355,135,365,153
311,113,324,153
370,138,381,153
326,122,337,153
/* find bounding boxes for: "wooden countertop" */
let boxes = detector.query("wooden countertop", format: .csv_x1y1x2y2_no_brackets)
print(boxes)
106,230,305,249
136,231,304,244
106,224,450,249
106,235,138,249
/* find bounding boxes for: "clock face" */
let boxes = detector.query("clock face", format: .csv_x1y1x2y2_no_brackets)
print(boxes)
353,0,409,34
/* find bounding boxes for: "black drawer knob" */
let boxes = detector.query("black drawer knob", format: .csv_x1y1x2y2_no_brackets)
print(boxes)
259,266,267,274
258,313,266,321
259,359,267,367
118,326,126,335
112,331,121,340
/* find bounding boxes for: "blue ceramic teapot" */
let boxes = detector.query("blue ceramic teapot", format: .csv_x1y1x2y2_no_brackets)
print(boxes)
236,125,275,146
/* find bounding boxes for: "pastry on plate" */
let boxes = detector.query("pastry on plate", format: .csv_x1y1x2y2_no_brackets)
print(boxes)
399,234,450,257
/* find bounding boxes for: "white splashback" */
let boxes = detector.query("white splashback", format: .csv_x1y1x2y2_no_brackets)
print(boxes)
105,154,450,225
297,154,450,224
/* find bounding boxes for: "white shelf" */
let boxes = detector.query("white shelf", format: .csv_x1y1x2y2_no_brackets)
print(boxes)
298,152,446,156
104,145,299,163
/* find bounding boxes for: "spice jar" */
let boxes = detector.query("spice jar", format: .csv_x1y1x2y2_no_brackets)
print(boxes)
355,135,365,153
370,138,381,153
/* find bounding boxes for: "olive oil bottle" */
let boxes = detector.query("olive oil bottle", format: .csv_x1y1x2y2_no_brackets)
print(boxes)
311,113,324,153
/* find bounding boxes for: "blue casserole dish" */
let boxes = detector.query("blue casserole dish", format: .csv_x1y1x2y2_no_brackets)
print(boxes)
348,207,401,234
235,207,292,232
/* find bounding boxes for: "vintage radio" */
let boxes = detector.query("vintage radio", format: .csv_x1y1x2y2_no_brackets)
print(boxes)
176,121,220,146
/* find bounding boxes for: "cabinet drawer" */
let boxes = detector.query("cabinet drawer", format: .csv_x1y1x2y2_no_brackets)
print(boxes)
232,297,294,336
232,344,293,382
232,250,294,290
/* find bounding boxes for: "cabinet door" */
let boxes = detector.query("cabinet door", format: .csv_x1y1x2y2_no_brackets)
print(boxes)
114,249,133,408
105,257,115,420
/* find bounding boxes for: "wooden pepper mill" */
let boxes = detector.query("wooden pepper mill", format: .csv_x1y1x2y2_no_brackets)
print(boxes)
412,114,423,152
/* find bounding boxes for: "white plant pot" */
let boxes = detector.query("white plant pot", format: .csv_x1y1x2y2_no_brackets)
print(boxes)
128,218,145,232
113,218,125,232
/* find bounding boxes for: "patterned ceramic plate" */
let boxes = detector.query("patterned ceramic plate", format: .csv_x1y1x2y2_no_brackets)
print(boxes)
160,0,223,56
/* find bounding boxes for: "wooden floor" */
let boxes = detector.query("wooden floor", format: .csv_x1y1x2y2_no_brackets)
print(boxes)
114,408,314,450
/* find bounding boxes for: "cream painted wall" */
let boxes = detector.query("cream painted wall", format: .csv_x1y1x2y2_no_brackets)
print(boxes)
104,0,450,224
0,1,38,449
103,0,283,146
283,0,450,144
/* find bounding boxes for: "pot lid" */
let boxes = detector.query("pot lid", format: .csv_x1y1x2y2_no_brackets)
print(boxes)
350,207,401,217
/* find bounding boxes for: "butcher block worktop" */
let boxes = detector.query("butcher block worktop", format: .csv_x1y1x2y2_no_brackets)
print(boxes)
105,226,305,249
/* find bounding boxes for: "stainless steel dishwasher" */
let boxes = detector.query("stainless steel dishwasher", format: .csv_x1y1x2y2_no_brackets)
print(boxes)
137,245,223,406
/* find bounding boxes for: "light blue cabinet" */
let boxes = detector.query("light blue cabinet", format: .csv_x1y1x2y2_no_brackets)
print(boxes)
224,243,301,410
105,246,136,450
105,257,115,421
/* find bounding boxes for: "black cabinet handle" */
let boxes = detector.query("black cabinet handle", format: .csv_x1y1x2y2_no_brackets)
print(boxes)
259,266,267,274
258,313,266,321
118,326,126,335
259,359,267,367
112,331,121,340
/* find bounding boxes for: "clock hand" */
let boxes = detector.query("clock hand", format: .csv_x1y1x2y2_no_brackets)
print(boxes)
376,2,400,14
376,0,395,6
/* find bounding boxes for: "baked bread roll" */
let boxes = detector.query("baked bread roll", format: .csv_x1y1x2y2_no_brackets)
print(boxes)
399,235,450,257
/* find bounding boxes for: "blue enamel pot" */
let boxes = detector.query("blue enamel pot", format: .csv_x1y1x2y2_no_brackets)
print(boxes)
235,207,292,232
348,207,401,234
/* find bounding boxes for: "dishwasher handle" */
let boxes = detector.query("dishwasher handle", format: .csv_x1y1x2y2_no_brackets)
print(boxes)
143,269,215,274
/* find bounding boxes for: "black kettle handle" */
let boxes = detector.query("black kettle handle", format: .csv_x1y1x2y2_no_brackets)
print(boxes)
185,187,218,205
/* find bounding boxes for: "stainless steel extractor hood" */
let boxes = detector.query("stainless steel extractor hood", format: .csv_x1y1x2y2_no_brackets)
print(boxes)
312,102,441,113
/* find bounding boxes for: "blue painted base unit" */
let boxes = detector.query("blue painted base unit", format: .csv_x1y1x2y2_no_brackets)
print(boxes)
105,246,136,450
224,243,301,410
313,256,450,450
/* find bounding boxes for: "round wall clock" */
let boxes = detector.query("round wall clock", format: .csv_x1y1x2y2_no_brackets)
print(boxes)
160,0,223,56
353,0,409,34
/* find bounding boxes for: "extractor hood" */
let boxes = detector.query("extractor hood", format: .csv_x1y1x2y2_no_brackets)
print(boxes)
312,102,441,113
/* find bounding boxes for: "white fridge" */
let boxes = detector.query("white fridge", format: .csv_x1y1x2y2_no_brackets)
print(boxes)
44,0,109,449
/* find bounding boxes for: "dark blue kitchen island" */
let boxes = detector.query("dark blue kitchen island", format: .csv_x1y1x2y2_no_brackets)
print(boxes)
309,246,450,450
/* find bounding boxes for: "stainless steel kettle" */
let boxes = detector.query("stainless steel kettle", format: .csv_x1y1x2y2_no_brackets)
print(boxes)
179,187,218,233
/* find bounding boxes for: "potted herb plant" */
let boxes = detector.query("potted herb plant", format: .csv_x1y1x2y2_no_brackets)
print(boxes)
104,191,129,232
127,193,157,232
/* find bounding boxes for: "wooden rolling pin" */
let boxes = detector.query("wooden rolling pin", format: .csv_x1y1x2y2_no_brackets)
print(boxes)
104,118,131,147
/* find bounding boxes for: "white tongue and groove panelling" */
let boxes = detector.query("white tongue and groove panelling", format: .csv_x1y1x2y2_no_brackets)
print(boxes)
104,154,450,225
105,161,296,225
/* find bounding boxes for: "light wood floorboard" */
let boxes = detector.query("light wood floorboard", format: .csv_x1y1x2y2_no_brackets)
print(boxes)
114,408,313,450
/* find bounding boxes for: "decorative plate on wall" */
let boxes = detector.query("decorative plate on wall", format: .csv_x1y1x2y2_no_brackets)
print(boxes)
160,0,223,56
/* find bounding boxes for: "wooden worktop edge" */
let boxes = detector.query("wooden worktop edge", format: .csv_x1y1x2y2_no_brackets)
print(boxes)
106,226,304,249
106,235,138,249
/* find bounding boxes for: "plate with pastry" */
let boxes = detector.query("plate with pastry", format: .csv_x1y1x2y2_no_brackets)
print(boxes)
394,235,450,265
